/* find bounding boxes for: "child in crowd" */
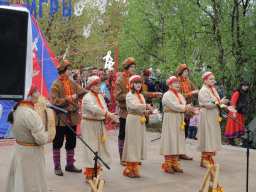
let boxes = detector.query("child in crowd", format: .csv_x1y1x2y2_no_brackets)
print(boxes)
188,114,199,140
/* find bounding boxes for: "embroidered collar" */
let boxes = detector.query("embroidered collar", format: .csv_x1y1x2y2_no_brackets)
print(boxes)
19,101,34,110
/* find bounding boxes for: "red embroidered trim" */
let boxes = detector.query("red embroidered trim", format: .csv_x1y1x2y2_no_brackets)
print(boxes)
169,88,183,104
135,91,144,104
19,101,34,110
123,70,131,91
58,75,74,101
90,90,104,110
204,84,221,103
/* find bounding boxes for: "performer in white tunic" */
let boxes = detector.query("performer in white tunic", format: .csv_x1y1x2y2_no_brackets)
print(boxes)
160,76,198,174
81,76,119,183
122,75,156,178
5,84,50,192
198,72,236,168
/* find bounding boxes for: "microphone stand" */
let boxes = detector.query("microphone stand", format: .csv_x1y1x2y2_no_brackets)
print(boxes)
55,111,110,178
219,108,256,192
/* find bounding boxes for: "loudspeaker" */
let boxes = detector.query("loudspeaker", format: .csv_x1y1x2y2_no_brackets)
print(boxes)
0,7,29,100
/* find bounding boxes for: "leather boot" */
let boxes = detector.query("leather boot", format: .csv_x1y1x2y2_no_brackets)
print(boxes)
124,170,135,178
119,152,126,166
166,166,174,174
123,162,135,178
179,154,193,160
65,165,82,173
86,176,93,184
55,167,64,176
172,166,183,173
132,162,140,178
133,170,140,178
200,162,207,168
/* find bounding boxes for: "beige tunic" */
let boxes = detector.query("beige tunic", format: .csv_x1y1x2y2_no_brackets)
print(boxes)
160,91,187,155
122,92,150,162
115,73,155,119
81,91,112,168
198,85,221,152
5,106,48,192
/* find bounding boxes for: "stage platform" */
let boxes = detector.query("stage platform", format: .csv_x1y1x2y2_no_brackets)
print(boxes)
1,132,256,192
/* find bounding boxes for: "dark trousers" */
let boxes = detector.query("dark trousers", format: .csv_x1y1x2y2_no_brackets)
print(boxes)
184,119,190,138
188,126,197,138
53,125,77,150
118,117,126,140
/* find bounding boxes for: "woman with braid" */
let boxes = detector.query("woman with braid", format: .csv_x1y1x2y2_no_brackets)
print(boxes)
81,76,119,183
160,76,199,174
5,84,50,192
198,72,236,167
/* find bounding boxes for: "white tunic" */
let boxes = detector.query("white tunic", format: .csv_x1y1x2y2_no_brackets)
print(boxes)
198,85,221,152
160,90,187,155
5,105,48,192
122,92,150,162
81,91,112,168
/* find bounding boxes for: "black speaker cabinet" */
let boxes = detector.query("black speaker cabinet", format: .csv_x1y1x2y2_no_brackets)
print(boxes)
0,7,29,100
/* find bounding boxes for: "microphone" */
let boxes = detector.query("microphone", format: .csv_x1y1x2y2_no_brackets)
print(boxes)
45,103,68,114
211,99,228,110
211,99,221,107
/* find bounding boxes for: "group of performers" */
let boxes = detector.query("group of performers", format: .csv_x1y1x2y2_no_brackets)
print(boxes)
4,57,239,191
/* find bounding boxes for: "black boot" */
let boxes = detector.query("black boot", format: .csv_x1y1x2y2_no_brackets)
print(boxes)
55,167,64,176
65,165,82,173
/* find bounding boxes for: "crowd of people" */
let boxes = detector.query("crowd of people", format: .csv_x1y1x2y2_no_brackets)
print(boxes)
3,57,249,191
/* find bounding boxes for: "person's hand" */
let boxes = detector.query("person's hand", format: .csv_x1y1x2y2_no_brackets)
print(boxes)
102,94,108,98
228,106,237,113
45,132,51,143
151,109,160,114
109,113,119,122
72,94,78,100
220,96,229,105
233,112,237,119
155,92,162,98
191,90,199,95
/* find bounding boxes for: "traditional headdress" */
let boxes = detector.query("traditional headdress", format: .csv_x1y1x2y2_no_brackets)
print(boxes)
166,76,178,87
122,57,135,69
87,76,101,88
176,64,188,76
129,75,141,84
57,60,71,73
202,72,213,82
28,83,36,97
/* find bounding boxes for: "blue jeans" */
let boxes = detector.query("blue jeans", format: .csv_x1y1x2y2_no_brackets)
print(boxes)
188,126,197,138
